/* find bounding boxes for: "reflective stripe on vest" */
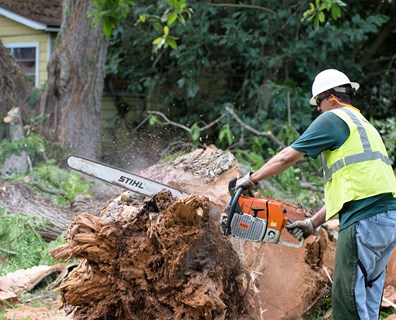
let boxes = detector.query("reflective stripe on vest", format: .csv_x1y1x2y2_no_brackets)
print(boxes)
322,108,392,184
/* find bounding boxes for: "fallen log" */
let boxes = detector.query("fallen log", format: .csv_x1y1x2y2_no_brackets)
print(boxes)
0,263,76,309
0,183,114,241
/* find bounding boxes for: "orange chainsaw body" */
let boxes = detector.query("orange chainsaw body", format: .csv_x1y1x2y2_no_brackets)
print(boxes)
222,178,304,248
237,195,288,232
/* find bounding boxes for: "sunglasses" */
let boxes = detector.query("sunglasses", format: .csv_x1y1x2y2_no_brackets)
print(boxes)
315,95,330,107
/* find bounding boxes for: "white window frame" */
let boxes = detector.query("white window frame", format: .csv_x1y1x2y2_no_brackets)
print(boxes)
4,42,40,87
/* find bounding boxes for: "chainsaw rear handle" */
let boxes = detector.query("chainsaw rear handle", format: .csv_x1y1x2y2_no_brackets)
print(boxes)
278,220,305,249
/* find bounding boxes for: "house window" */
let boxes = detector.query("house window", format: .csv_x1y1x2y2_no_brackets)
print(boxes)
4,42,39,87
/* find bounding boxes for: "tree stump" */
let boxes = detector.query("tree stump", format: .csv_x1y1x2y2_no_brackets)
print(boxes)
1,107,30,175
51,190,246,320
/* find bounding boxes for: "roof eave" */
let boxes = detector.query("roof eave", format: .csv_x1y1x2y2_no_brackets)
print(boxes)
0,7,60,31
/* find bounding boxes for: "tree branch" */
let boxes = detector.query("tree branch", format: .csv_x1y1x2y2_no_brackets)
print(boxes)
146,111,226,133
208,3,276,14
0,247,17,255
224,106,286,149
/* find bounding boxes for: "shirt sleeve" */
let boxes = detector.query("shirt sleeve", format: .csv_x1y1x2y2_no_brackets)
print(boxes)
290,112,350,159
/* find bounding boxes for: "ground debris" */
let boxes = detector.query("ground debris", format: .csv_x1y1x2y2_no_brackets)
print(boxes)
50,189,245,320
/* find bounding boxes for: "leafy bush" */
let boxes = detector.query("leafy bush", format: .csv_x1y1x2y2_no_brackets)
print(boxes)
0,208,68,276
0,133,70,166
29,164,92,207
372,117,396,165
103,1,395,174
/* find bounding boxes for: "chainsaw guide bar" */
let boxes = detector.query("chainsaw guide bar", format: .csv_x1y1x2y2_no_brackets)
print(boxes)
66,155,187,198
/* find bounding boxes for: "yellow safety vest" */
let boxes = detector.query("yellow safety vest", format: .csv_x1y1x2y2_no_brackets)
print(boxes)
322,106,396,220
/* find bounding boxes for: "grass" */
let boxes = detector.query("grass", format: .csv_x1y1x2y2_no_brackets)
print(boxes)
0,288,65,320
305,295,396,320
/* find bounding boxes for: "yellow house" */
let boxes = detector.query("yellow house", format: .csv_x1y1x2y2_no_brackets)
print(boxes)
0,1,145,126
0,1,61,88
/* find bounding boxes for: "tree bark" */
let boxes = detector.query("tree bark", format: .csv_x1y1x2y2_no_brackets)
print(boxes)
39,0,108,159
1,107,30,175
4,107,25,141
0,43,34,124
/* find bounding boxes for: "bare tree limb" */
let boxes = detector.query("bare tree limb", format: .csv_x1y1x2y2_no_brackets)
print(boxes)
147,111,226,133
147,111,191,131
0,247,17,255
32,181,66,196
224,106,286,148
208,3,276,14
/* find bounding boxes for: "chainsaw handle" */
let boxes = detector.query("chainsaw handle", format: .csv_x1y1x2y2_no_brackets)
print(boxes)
228,178,254,198
278,220,305,249
224,177,255,235
224,185,245,235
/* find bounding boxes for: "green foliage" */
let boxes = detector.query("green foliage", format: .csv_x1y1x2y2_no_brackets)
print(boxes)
372,117,396,164
304,295,332,319
102,1,395,203
136,0,193,53
235,148,265,172
380,308,396,319
148,115,163,126
0,208,68,276
302,0,346,29
190,122,200,143
30,164,92,207
218,124,233,146
26,87,43,107
89,0,135,37
0,133,70,167
0,132,91,207
90,0,192,54
0,133,45,164
105,1,394,149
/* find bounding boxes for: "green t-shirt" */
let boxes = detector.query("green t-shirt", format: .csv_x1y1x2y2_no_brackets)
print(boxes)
291,111,396,230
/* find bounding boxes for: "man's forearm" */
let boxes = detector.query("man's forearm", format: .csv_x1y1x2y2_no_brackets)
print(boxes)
250,146,305,182
311,206,327,228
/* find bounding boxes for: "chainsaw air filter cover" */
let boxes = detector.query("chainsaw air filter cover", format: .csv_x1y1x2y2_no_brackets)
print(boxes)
230,195,288,243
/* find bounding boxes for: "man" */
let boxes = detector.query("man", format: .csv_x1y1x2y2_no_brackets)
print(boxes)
236,69,396,320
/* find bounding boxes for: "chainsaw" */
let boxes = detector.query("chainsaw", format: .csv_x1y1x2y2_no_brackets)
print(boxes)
220,178,304,249
67,155,303,248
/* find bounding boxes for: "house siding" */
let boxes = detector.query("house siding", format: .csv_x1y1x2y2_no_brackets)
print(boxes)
101,95,146,126
0,15,53,86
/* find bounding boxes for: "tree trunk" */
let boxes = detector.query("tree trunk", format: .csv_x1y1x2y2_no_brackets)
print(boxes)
0,43,34,125
39,0,108,159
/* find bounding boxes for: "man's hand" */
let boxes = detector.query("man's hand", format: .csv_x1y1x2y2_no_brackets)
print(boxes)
285,218,315,241
235,172,258,190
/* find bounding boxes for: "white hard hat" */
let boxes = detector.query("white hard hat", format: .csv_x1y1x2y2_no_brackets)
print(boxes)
309,69,360,105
